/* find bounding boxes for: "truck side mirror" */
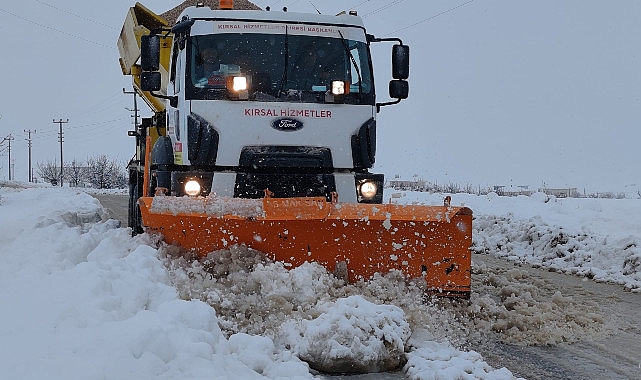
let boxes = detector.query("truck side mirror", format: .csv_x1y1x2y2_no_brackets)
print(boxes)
392,44,409,80
389,79,408,99
141,72,161,92
141,35,160,72
171,18,195,35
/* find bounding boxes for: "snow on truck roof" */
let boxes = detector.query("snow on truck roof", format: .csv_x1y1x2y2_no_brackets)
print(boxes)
173,7,365,29
161,0,262,22
160,0,365,30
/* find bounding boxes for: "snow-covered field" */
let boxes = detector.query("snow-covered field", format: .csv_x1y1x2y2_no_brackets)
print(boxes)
1,182,639,379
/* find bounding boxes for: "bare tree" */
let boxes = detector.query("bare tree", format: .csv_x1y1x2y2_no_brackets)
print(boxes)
86,154,126,189
443,182,461,194
65,159,87,187
36,160,60,185
463,183,475,194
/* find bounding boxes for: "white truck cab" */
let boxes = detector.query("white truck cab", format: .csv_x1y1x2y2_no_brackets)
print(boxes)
139,4,409,204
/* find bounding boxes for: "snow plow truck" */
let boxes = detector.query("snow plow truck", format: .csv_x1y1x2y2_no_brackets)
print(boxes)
118,1,472,297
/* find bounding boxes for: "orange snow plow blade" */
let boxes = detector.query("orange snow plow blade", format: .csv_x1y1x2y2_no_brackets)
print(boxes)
139,196,472,297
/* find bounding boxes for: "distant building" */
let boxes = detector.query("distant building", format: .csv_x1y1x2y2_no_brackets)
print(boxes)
493,185,533,197
388,180,427,191
541,187,580,198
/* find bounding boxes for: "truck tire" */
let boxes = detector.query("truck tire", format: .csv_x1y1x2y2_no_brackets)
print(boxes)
128,170,144,236
129,185,144,236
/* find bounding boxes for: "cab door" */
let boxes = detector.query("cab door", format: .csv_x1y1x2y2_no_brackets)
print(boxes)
166,39,188,166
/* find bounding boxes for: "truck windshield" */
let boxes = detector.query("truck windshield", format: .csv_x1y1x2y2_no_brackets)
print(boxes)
186,32,374,105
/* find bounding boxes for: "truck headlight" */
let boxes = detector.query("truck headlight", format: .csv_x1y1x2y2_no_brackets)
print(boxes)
184,180,201,197
359,180,377,200
355,173,383,204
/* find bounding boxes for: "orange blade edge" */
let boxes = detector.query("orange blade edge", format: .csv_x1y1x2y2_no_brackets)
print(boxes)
139,196,472,297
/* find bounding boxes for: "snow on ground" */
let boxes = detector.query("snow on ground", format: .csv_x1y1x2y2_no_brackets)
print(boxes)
0,185,312,379
1,182,639,379
387,190,641,292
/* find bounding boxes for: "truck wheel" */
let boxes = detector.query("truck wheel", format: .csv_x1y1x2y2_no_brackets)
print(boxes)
128,184,144,236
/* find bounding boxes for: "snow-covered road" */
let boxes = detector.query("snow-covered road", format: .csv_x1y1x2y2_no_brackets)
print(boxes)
471,254,641,379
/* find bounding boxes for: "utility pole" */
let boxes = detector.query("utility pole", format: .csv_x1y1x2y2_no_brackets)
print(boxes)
24,129,36,182
1,134,14,180
53,119,69,187
123,88,139,128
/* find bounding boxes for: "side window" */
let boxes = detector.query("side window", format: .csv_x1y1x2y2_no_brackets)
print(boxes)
350,48,361,85
350,43,373,94
175,51,182,93
170,40,180,92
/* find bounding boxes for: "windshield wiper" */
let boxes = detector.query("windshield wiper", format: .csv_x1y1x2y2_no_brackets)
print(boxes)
338,30,362,95
276,25,289,97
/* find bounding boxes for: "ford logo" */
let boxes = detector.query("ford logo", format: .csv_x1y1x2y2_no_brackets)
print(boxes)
271,118,303,131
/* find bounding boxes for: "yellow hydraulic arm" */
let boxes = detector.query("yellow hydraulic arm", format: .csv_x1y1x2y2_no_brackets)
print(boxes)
117,2,173,113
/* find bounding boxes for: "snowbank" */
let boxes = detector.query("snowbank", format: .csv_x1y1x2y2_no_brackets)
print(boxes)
0,187,311,379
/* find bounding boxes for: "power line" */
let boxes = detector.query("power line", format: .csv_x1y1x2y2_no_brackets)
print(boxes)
33,116,131,140
383,0,475,36
123,88,140,129
349,0,372,9
0,7,110,48
68,92,126,118
362,0,405,19
24,129,36,182
34,0,117,31
1,134,14,180
53,118,69,187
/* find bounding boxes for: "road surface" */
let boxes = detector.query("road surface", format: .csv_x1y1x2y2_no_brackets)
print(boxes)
471,254,640,379
93,193,641,379
94,193,128,226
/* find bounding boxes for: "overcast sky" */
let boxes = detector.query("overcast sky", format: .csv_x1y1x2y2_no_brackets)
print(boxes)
0,0,639,193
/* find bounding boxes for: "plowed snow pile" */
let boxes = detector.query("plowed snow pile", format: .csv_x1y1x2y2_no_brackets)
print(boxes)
2,184,639,379
473,214,641,291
